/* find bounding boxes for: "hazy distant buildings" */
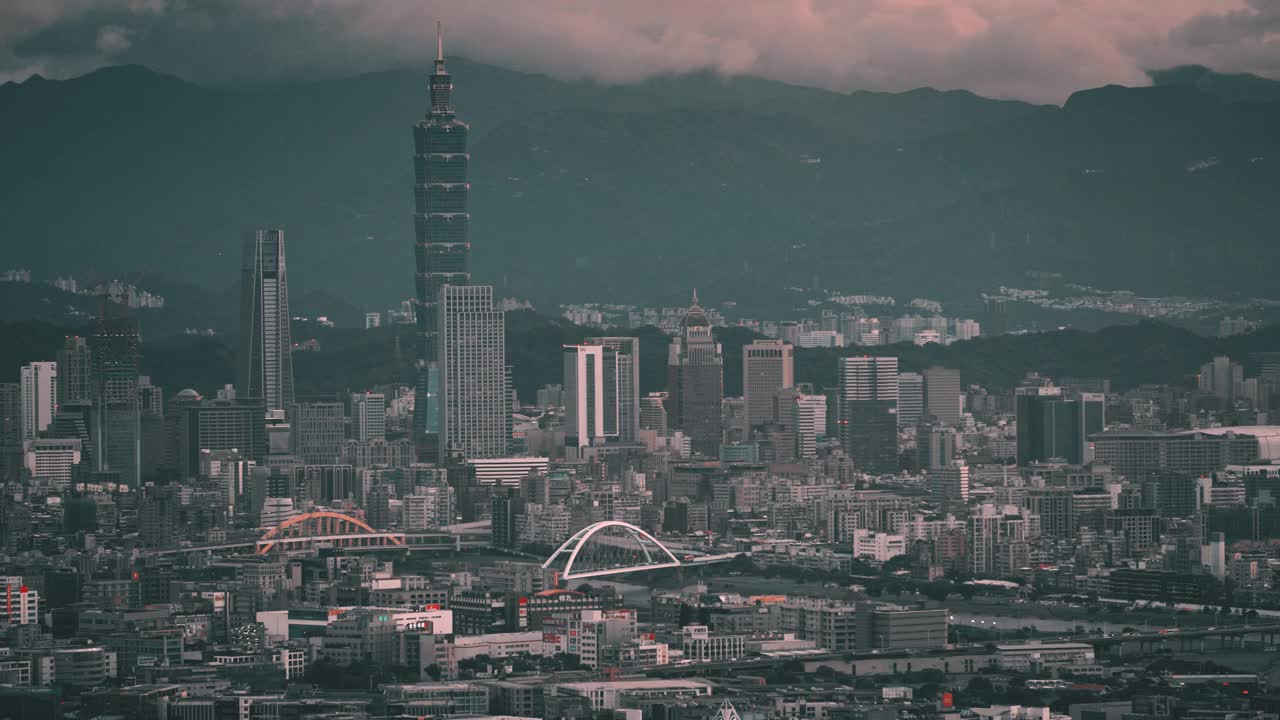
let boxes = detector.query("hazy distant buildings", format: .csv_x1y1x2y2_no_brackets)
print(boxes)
1198,356,1242,401
439,285,507,459
839,356,899,474
743,340,793,432
667,293,724,457
412,27,471,445
237,229,295,415
924,366,962,425
20,361,57,443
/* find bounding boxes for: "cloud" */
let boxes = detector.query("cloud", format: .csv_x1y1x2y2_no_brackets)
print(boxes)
0,0,1273,103
96,25,131,54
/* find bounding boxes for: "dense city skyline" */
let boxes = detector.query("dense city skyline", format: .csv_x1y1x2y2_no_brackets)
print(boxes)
3,7,1280,720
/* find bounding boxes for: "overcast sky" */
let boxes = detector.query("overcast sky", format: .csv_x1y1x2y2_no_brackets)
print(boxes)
2,0,1277,103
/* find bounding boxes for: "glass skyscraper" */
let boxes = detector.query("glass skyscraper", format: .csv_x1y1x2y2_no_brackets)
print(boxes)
90,302,141,486
413,24,470,447
237,228,295,416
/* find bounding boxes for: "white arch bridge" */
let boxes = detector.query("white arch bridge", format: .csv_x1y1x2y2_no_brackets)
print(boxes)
542,521,743,580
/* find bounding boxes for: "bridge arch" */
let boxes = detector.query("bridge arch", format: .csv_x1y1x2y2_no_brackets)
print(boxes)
256,511,404,555
542,521,681,580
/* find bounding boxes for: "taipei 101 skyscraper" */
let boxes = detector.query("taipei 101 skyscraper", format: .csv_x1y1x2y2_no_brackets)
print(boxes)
412,23,470,460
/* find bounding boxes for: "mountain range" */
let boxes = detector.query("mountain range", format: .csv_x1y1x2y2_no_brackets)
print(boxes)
2,61,1278,313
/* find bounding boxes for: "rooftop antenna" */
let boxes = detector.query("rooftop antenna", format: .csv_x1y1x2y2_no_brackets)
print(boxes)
436,21,443,62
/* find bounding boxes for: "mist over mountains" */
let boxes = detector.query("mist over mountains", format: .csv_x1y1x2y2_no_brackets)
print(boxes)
2,61,1278,313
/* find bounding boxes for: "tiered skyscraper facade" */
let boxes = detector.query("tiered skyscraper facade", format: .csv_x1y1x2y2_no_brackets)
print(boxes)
413,25,470,445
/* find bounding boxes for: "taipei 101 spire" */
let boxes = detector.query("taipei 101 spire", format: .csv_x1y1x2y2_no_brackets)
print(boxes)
412,21,470,455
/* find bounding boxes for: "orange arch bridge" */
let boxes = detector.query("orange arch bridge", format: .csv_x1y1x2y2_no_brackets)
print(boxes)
256,511,405,555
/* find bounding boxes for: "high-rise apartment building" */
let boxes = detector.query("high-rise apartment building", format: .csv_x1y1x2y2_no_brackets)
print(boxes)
743,340,793,432
838,356,899,474
56,336,92,406
90,305,141,486
587,336,640,443
351,393,387,443
667,293,724,457
439,285,507,459
412,26,471,444
20,361,57,443
238,228,295,415
923,366,962,425
896,372,923,427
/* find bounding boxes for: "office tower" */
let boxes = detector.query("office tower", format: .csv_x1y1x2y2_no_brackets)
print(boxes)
928,463,970,505
90,305,141,486
641,392,669,438
20,361,57,443
917,424,957,470
351,392,387,442
743,340,794,432
786,390,828,459
1080,392,1106,461
587,336,640,442
923,366,962,425
56,336,92,406
838,356,900,474
491,487,523,550
237,228,295,415
896,372,924,427
667,293,725,457
563,344,609,450
439,285,507,459
292,402,347,465
0,384,19,477
412,25,471,443
137,377,165,478
1015,386,1085,465
176,398,268,477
